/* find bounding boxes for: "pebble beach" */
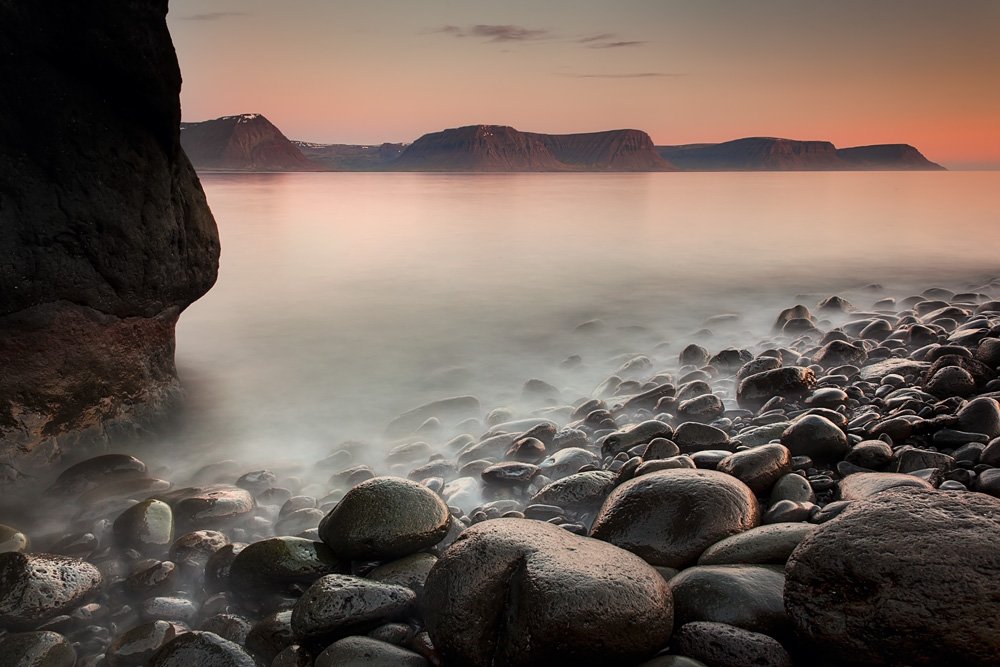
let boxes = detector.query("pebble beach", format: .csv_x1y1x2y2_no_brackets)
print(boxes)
3,279,1000,667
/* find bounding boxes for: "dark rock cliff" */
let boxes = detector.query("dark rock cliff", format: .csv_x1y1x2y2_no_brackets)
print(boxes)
180,114,321,171
392,125,674,171
836,144,944,170
658,137,944,171
0,0,220,470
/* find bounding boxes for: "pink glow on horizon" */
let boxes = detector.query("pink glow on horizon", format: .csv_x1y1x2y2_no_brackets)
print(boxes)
168,0,1000,169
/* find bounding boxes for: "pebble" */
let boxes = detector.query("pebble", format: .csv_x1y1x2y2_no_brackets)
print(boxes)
290,574,416,644
0,553,102,629
590,469,758,568
318,477,450,561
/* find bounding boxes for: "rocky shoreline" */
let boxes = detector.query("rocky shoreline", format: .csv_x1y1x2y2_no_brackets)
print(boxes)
2,281,1000,666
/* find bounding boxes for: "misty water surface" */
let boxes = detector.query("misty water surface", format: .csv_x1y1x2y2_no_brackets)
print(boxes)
167,171,1000,469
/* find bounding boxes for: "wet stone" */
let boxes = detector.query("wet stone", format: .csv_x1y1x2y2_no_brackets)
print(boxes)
107,620,176,667
113,499,174,556
780,415,849,464
149,631,256,667
228,537,344,595
698,522,814,566
0,630,76,667
318,477,451,561
314,636,428,667
673,622,793,667
290,574,416,645
0,552,103,629
591,469,758,568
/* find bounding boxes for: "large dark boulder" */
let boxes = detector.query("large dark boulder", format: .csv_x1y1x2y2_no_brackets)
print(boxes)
0,0,219,469
590,469,758,568
423,518,673,666
785,488,1000,666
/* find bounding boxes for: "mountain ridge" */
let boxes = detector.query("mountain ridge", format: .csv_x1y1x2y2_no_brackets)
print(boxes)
179,114,946,172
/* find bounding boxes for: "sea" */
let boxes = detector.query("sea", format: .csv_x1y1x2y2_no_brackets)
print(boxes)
163,171,1000,471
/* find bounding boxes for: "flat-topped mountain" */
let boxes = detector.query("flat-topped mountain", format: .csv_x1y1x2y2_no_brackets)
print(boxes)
391,125,675,171
836,144,945,170
179,115,945,172
180,114,320,171
658,137,943,171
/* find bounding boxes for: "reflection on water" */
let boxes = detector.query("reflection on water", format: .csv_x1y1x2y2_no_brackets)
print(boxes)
166,171,999,470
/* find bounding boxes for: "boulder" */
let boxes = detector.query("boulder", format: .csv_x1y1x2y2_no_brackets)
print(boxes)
0,552,102,629
0,0,219,468
672,622,792,667
318,477,450,561
737,368,816,412
291,574,415,645
149,631,255,667
785,488,1000,666
590,469,758,568
423,518,673,666
669,564,790,638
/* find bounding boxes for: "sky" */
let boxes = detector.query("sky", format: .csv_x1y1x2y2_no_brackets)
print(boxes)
168,0,1000,169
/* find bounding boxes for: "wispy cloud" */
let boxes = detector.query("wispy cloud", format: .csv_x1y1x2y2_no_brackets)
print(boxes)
181,11,249,21
590,40,645,49
558,72,686,79
577,33,645,49
434,24,550,42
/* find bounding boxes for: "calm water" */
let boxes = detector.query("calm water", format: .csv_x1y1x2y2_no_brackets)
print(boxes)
168,172,999,469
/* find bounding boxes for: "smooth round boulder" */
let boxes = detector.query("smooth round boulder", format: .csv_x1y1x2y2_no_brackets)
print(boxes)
697,523,814,565
529,470,616,514
957,396,1000,438
291,574,416,644
669,565,789,638
845,440,894,469
367,552,437,601
0,552,102,629
149,631,256,667
737,367,816,412
113,499,174,556
171,486,256,529
590,469,758,568
780,415,849,464
228,537,344,594
318,477,450,561
672,622,792,667
716,444,791,495
837,472,933,501
423,518,673,667
314,636,427,667
785,488,1000,667
0,631,76,667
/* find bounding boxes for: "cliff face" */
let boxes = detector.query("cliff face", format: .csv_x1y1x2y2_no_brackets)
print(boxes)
660,137,842,171
658,137,944,171
537,129,673,171
392,125,674,171
180,114,321,171
837,144,944,170
0,0,220,469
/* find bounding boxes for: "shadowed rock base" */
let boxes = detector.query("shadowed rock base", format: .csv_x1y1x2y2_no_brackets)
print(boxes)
0,303,182,471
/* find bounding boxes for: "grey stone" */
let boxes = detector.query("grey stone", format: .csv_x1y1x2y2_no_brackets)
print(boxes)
590,469,758,568
423,518,673,667
785,488,1000,667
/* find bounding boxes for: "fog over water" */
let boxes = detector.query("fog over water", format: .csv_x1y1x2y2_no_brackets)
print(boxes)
164,171,1000,473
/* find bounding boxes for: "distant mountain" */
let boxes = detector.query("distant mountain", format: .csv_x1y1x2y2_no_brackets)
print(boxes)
657,137,943,171
179,116,944,172
294,141,406,171
836,144,945,170
180,114,320,171
391,125,675,171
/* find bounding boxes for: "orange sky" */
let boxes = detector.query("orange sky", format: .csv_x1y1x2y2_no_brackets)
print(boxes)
168,0,1000,168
